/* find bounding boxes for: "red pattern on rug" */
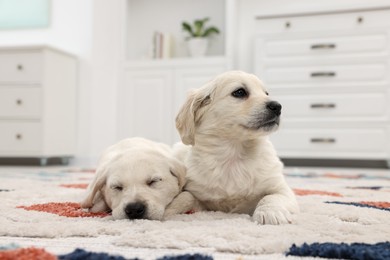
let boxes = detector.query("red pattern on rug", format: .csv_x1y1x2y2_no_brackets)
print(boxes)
59,183,88,189
0,247,56,260
293,188,343,197
323,173,362,179
360,201,390,209
17,202,109,218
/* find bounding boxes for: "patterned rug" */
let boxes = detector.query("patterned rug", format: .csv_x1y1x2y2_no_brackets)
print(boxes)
0,166,389,260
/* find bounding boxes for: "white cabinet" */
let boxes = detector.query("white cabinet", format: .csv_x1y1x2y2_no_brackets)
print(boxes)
173,66,229,115
120,69,173,143
118,0,234,145
254,7,390,167
0,46,77,165
118,58,227,144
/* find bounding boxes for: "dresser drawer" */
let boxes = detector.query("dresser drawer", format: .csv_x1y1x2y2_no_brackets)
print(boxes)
271,128,387,153
277,93,386,118
0,52,43,84
0,88,42,118
0,122,42,153
265,63,386,84
263,34,388,57
255,9,390,34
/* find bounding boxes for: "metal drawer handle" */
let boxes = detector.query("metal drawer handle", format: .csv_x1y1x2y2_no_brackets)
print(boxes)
17,64,23,71
311,44,336,50
15,133,23,140
310,103,336,109
16,99,23,105
310,138,336,144
311,72,336,78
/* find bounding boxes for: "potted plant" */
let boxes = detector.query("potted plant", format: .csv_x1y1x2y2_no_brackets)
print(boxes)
182,17,220,57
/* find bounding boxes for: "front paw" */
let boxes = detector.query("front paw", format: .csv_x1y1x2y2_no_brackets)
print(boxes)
252,205,292,225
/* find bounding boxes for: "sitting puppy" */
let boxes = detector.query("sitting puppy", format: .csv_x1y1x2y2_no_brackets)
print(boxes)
168,71,299,225
81,137,186,220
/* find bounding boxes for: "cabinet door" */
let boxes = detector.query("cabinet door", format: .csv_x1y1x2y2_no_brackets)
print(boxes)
173,67,226,143
119,69,174,144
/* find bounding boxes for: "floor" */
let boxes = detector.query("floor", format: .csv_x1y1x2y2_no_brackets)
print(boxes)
0,164,389,260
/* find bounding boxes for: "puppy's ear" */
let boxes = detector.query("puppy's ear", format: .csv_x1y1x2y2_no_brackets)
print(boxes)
169,158,187,191
80,166,109,212
176,89,211,145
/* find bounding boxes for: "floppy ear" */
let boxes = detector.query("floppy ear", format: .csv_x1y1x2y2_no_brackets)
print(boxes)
169,158,187,191
80,166,109,212
176,89,212,145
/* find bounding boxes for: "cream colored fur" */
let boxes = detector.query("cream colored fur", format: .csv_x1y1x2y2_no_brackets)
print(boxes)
167,71,299,224
81,137,186,220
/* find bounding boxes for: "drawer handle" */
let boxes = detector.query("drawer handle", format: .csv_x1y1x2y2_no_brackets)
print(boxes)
15,133,23,140
310,72,336,78
16,99,23,105
310,103,336,109
310,138,336,144
311,44,336,50
17,64,23,71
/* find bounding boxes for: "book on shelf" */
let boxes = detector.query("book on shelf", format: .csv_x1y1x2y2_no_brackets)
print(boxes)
152,31,173,59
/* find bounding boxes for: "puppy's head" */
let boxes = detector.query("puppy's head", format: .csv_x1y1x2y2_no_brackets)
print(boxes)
81,141,186,220
176,71,281,145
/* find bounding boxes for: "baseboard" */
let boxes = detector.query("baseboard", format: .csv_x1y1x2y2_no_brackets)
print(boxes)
0,157,71,166
281,158,389,169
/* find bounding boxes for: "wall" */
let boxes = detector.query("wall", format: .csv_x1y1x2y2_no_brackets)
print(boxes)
87,0,122,162
0,0,92,55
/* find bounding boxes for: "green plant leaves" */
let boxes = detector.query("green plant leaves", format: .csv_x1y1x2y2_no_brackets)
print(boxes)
182,17,219,38
182,22,194,37
202,27,220,37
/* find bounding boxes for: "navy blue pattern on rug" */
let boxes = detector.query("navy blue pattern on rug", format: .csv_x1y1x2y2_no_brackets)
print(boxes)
286,242,390,260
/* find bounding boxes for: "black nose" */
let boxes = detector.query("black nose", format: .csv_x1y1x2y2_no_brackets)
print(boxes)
124,202,146,219
266,101,282,116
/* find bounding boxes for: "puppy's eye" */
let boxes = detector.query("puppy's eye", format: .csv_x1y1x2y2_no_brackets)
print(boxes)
112,185,123,191
147,177,162,187
265,91,269,96
231,88,248,98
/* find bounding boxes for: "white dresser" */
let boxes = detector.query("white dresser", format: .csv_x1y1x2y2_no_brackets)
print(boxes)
0,46,77,165
254,7,390,167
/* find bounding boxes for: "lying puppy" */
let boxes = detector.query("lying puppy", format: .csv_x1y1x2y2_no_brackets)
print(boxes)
168,71,299,224
81,137,186,220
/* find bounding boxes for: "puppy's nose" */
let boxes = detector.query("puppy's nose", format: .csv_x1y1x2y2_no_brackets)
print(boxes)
266,101,282,116
125,202,146,219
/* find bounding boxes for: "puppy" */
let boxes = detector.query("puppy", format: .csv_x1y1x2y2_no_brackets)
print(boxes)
168,71,299,224
81,137,186,220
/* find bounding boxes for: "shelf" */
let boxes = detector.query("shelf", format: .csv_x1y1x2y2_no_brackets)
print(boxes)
123,56,228,69
125,0,226,60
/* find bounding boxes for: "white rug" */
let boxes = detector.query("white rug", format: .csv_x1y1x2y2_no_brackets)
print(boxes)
0,166,389,259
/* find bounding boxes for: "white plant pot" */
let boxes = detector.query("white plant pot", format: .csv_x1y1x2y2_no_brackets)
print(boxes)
187,38,208,57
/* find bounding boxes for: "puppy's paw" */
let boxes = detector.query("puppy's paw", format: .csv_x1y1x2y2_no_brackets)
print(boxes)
163,208,179,219
252,205,292,225
163,191,199,219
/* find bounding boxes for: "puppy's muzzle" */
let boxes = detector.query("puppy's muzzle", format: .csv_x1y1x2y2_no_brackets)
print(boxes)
124,202,146,219
245,101,282,131
266,101,282,116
